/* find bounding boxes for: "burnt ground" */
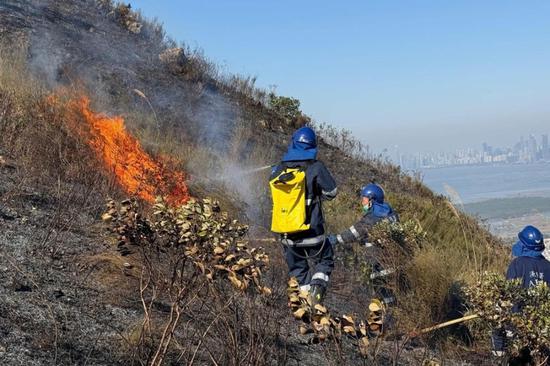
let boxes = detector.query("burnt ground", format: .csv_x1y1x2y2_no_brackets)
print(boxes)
0,160,142,365
0,160,369,365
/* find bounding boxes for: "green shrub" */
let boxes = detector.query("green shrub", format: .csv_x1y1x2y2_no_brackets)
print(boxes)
465,273,550,360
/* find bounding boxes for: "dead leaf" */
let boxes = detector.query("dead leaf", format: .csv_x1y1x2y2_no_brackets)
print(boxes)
293,308,306,320
342,314,354,326
358,337,369,356
288,278,299,288
314,304,327,314
368,299,383,312
101,213,113,222
343,325,356,335
228,272,243,290
311,321,324,332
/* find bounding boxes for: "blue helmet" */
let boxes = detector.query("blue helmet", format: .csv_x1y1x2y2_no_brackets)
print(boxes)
518,225,544,251
361,183,385,204
292,127,317,147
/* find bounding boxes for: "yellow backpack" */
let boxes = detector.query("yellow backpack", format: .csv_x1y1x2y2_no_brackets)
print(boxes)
270,166,310,234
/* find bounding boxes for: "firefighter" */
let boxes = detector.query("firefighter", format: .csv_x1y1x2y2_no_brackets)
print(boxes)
270,126,338,306
492,225,550,359
327,183,399,305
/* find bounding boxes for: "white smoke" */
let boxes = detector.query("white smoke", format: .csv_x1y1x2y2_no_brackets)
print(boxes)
13,0,282,223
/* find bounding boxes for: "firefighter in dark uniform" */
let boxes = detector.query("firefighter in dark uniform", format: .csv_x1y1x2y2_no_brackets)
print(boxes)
492,225,550,360
328,183,399,305
270,127,338,305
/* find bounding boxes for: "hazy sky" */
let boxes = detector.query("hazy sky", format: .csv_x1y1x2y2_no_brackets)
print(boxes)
129,0,550,154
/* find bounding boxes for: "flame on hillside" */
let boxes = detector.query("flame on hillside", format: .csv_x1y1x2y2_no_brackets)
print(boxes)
74,96,189,205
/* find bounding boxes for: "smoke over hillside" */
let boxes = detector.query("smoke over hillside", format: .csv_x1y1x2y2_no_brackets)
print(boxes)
2,0,276,220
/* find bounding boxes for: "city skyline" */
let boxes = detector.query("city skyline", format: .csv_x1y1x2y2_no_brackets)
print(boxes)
392,132,550,170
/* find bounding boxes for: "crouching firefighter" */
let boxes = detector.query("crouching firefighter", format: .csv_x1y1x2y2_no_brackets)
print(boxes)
270,127,338,306
327,183,399,306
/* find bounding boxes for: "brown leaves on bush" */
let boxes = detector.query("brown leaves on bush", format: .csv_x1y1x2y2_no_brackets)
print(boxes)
103,197,270,294
286,278,385,357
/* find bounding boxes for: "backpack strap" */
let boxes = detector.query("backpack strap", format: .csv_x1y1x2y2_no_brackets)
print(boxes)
281,159,316,172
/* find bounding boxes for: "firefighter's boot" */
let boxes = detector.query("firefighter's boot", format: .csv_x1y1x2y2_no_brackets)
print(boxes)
308,284,326,307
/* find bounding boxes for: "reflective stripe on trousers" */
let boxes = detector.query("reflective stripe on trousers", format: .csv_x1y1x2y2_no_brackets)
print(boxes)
311,272,329,283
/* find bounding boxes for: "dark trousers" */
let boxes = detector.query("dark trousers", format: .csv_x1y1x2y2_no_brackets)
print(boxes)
283,238,334,289
364,246,396,304
491,329,507,352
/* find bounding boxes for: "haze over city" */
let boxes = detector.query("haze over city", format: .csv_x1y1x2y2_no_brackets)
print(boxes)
129,0,550,155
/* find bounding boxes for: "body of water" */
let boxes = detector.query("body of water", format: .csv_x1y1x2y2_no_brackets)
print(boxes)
420,163,550,204
420,163,550,238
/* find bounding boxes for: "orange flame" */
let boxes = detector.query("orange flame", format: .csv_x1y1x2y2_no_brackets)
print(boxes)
76,97,189,205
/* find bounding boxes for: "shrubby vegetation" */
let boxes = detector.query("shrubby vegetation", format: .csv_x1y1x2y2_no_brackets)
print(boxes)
465,273,550,361
102,197,275,365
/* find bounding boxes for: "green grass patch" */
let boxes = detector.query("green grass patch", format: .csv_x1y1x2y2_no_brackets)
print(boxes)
463,197,550,219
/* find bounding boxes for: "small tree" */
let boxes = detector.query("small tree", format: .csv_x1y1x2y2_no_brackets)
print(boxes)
268,93,302,124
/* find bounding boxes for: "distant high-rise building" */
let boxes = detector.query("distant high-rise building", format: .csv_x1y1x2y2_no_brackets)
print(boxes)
543,134,549,159
528,134,538,162
520,135,525,148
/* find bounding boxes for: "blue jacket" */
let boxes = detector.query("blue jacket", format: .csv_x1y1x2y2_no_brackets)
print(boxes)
492,245,550,351
270,159,337,245
506,256,550,288
335,202,399,245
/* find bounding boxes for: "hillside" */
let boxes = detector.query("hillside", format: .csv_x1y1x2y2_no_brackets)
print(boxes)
1,1,510,365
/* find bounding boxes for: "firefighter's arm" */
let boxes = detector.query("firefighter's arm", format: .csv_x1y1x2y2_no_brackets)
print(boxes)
335,216,375,245
316,163,338,200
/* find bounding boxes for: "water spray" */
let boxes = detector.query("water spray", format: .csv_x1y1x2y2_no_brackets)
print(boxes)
240,164,275,176
187,164,274,184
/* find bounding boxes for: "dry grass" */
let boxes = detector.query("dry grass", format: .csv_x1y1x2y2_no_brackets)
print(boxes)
0,45,116,211
324,168,508,356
